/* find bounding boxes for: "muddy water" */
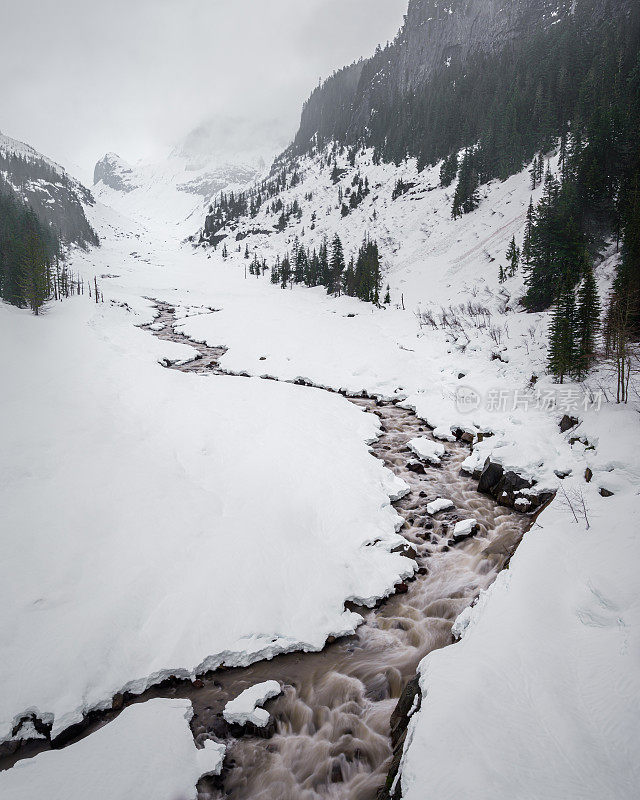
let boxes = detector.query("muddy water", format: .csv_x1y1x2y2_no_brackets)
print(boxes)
140,302,529,800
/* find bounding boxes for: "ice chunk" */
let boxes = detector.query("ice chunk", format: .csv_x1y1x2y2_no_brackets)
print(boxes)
223,680,282,727
408,438,446,465
427,498,455,515
452,519,477,541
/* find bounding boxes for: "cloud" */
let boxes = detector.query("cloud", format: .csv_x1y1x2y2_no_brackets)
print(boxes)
0,0,406,175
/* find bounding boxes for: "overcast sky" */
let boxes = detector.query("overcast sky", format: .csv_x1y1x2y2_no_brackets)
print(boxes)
1,0,407,180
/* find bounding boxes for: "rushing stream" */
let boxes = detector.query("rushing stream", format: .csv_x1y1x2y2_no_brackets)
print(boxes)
0,301,530,799
143,302,530,800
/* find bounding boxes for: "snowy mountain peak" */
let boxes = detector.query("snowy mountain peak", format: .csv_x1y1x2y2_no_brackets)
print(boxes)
93,153,139,193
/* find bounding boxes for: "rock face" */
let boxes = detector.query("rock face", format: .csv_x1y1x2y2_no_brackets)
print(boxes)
289,0,633,155
377,675,422,800
93,153,139,193
477,458,553,512
0,132,98,248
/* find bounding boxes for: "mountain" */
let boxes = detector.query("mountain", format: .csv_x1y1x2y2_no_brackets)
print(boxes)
0,132,98,248
286,0,638,175
93,117,289,232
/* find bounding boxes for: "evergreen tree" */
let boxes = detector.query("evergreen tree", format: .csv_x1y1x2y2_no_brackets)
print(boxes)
280,255,291,289
506,236,520,277
329,234,345,295
575,259,601,377
19,211,51,315
384,285,391,305
440,152,458,187
547,275,577,383
452,148,480,219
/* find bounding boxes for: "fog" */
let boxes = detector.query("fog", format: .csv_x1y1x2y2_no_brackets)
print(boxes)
1,0,407,179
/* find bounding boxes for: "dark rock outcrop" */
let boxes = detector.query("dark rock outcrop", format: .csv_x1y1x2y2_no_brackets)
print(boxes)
477,458,553,511
378,675,422,800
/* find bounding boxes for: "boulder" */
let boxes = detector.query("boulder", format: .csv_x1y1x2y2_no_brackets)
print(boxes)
560,414,579,433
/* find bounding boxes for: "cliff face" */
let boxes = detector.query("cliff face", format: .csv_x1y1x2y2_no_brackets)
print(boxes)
291,0,634,154
0,132,99,248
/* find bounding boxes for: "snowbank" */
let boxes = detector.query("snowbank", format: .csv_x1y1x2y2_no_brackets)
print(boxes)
0,699,225,800
0,298,412,744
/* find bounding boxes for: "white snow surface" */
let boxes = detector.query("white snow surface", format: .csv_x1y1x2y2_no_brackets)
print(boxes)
0,291,412,744
223,680,282,727
452,518,477,538
0,699,225,800
2,136,639,797
408,437,446,465
426,498,455,515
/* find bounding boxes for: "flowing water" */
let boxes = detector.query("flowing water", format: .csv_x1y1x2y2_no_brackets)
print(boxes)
0,301,530,799
141,302,530,800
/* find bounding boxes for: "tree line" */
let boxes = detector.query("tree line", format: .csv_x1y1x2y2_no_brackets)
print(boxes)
0,190,102,314
237,233,386,305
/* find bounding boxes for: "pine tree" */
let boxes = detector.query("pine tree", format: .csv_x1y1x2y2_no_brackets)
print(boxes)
530,156,539,190
575,259,601,377
384,285,391,305
20,212,51,315
506,236,520,277
439,152,458,187
547,276,577,383
329,234,345,295
452,148,480,219
280,255,291,289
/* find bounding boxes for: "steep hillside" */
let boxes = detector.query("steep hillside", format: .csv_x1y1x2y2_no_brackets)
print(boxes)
287,0,638,178
0,132,98,248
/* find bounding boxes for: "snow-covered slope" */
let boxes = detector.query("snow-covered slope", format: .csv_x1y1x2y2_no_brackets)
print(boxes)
0,131,98,247
93,118,287,235
1,120,638,798
186,145,639,798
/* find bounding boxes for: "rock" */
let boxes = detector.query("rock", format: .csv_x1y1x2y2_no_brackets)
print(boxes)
599,488,614,498
391,543,418,560
407,460,426,474
478,459,504,493
461,431,475,445
390,675,421,747
426,497,455,515
560,414,579,433
394,582,409,594
192,679,204,689
585,467,593,483
112,693,124,711
458,372,466,380
452,518,478,543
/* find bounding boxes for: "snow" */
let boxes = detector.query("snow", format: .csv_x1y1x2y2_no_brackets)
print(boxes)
0,699,225,800
223,680,282,727
432,425,456,441
408,437,446,465
452,518,477,538
0,293,413,744
426,498,455,515
2,129,638,798
399,467,640,800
